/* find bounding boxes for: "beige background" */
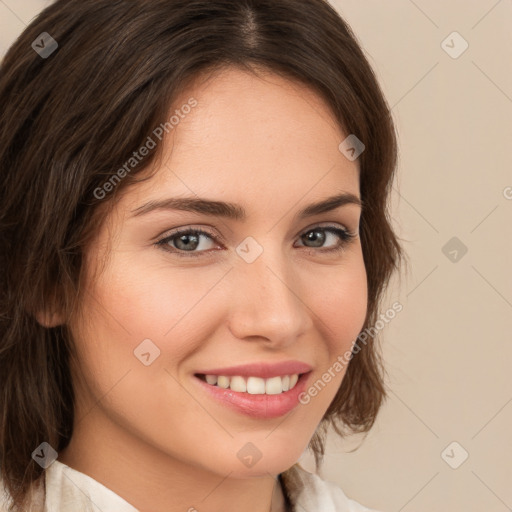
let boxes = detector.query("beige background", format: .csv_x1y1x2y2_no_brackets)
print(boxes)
1,1,511,511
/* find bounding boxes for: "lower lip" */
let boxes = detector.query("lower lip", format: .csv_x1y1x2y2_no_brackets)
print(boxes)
193,373,311,419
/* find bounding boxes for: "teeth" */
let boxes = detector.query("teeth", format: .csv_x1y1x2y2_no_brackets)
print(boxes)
230,376,247,393
265,376,283,395
217,375,230,389
205,375,218,385
247,376,266,394
203,374,300,394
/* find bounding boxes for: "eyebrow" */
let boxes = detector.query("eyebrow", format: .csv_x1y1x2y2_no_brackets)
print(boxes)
130,192,363,220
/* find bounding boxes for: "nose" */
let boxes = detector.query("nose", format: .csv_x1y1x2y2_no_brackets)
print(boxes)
227,246,313,348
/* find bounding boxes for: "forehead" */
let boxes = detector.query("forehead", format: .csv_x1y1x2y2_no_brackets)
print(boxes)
123,67,360,214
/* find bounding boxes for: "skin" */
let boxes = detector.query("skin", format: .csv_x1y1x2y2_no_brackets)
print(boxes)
50,67,368,512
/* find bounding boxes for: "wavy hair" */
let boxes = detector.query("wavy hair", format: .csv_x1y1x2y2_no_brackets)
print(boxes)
0,0,405,509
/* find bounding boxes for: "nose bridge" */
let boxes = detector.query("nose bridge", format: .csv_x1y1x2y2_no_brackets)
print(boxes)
227,239,312,343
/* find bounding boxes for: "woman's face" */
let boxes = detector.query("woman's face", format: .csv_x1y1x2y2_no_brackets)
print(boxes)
68,67,367,478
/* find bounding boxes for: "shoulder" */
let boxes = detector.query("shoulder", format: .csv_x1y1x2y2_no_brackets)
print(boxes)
280,463,382,512
0,474,11,512
1,460,135,512
0,470,45,512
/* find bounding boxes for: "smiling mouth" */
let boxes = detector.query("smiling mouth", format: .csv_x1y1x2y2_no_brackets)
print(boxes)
195,373,305,395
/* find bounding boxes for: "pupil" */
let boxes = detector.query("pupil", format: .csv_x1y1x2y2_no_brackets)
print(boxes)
305,230,324,247
176,233,199,250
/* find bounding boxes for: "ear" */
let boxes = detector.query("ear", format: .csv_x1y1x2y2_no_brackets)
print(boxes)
31,285,67,328
34,309,65,328
33,293,66,327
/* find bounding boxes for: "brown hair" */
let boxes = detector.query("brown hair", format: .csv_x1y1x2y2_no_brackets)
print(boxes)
0,0,405,509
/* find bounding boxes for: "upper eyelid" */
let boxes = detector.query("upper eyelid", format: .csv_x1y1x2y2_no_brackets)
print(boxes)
160,221,351,235
156,225,224,246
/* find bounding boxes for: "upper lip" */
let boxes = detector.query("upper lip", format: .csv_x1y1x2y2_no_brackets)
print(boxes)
195,361,313,379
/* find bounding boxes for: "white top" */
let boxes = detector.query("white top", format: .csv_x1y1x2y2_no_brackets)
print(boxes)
0,459,381,512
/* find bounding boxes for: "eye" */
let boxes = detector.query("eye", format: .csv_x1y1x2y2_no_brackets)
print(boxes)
295,225,356,253
155,228,218,257
155,224,357,258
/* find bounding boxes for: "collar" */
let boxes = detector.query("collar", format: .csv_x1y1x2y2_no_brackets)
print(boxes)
8,459,365,512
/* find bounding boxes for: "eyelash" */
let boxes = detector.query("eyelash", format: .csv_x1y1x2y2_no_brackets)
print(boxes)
154,225,357,258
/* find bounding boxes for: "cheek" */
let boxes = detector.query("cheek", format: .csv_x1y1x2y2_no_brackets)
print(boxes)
83,255,227,348
289,257,367,419
71,256,234,410
307,255,368,358
69,262,215,440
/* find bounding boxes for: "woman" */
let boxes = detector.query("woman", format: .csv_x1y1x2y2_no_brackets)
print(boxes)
0,0,404,510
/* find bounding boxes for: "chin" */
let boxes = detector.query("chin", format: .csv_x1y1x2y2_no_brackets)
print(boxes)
208,435,309,478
